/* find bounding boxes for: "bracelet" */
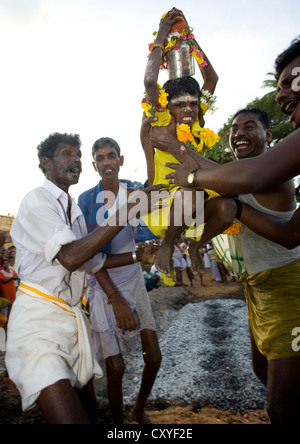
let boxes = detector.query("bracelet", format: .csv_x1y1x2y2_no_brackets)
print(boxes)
132,251,137,263
152,43,165,53
235,199,243,220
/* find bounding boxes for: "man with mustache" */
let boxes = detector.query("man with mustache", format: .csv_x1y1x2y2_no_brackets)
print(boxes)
5,132,161,424
78,137,161,424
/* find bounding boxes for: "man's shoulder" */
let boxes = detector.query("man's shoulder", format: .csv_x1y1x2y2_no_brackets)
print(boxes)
19,186,51,208
79,183,100,198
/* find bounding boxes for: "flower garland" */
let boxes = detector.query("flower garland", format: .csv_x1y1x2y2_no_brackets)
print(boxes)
200,89,218,115
149,24,208,71
141,85,220,154
222,222,242,236
141,84,169,117
176,124,220,152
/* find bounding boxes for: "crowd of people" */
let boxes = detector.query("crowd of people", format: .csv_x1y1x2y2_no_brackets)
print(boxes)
141,237,233,291
0,244,18,332
0,8,300,425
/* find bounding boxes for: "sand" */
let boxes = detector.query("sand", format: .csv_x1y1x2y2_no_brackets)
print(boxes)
0,269,270,424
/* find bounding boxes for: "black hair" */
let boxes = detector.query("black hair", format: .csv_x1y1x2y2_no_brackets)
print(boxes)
233,107,271,130
163,76,201,103
91,137,121,158
37,132,81,174
275,36,300,80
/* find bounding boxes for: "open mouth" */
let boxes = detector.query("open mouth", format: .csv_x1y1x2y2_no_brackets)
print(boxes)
102,167,115,173
234,139,250,150
181,116,194,125
281,98,300,116
70,167,80,173
67,163,82,174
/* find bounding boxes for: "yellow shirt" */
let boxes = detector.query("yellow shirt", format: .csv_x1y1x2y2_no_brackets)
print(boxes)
142,111,217,240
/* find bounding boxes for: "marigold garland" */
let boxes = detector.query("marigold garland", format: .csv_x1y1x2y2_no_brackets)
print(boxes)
176,123,220,153
141,84,169,117
141,85,220,154
176,124,194,144
222,222,242,236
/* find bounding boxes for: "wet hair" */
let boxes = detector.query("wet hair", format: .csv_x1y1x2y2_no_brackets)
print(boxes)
163,76,201,103
233,107,271,130
37,132,81,174
275,36,300,80
91,137,121,158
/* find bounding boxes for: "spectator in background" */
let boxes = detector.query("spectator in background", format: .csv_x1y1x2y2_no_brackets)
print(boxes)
0,231,10,249
8,254,20,290
143,263,160,292
207,244,222,283
0,258,18,319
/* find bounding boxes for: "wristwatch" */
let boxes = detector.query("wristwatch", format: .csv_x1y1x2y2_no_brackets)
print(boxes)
187,169,199,185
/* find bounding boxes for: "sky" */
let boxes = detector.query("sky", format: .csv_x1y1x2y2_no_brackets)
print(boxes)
1,0,299,216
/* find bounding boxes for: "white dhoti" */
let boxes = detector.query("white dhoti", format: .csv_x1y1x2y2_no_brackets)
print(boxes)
88,263,156,361
5,282,103,411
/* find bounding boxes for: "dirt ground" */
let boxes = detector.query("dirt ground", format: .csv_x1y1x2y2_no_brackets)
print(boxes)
0,269,270,424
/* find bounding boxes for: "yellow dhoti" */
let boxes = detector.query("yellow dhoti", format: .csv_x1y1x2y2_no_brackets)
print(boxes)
241,258,300,360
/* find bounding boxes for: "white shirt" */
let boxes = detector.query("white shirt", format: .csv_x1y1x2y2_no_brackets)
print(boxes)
10,180,106,306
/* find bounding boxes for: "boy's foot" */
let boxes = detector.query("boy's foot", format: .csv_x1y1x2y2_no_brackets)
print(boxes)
188,241,203,273
155,242,174,278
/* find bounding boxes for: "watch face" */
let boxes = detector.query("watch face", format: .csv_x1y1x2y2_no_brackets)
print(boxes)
188,173,194,184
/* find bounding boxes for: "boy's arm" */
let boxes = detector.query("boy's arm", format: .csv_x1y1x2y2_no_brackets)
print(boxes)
140,113,156,185
144,10,182,105
194,37,218,95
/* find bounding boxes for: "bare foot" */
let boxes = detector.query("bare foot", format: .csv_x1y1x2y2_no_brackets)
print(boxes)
188,241,203,273
155,241,174,277
131,408,152,424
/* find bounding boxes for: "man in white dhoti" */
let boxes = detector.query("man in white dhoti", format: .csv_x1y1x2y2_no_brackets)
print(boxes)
78,137,162,424
6,132,161,424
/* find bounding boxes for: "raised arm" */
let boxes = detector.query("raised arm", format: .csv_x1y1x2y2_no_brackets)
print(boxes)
140,113,156,185
144,9,183,105
192,35,218,95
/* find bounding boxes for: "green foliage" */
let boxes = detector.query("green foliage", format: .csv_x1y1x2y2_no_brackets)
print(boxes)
204,141,234,164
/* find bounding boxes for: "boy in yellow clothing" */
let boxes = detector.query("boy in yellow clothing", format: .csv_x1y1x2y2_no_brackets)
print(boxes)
142,8,238,277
